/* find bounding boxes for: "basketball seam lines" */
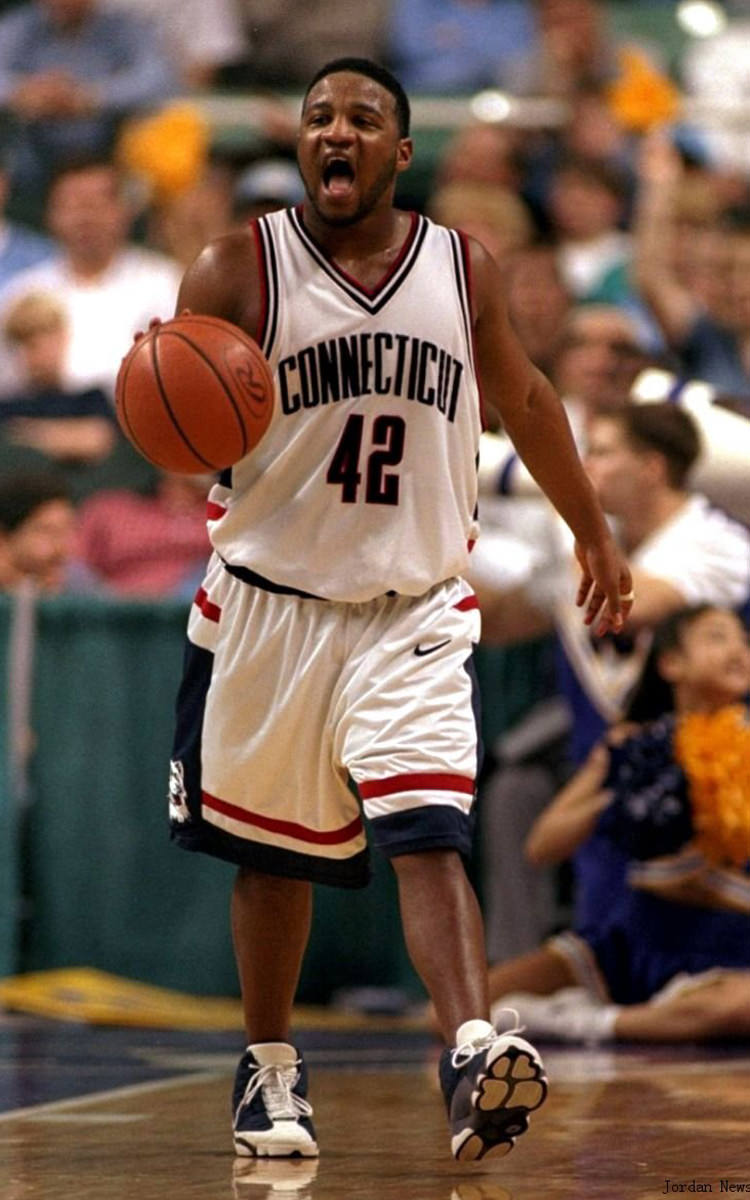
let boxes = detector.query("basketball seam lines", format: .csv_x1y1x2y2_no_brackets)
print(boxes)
152,329,247,467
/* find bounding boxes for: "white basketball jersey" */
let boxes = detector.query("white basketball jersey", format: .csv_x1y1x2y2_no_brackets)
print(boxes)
206,208,483,602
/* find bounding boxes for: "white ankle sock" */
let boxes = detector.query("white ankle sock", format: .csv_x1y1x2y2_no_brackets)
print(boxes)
586,1004,620,1042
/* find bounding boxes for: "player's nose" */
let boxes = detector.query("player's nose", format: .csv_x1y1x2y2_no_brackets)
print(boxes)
323,114,356,144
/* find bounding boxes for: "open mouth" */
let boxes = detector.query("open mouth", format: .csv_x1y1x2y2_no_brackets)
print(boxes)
322,158,355,197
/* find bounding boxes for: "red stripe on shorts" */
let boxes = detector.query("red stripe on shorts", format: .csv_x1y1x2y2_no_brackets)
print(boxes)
202,791,364,845
206,500,227,520
453,595,479,612
194,586,221,622
358,772,475,799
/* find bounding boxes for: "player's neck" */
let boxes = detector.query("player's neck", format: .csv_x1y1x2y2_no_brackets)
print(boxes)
302,203,409,261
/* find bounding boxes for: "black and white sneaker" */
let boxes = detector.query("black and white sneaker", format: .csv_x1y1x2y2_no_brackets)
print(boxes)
232,1043,318,1158
440,1017,548,1162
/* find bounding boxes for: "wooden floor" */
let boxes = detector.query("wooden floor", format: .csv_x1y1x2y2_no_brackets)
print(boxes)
2,1018,750,1199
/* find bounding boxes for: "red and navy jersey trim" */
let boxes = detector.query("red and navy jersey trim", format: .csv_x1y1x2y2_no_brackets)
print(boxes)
253,216,280,358
287,208,428,314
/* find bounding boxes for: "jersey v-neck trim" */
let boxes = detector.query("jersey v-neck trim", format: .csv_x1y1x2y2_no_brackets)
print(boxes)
286,207,428,315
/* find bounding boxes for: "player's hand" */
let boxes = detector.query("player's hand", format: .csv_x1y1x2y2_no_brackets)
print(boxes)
574,538,634,636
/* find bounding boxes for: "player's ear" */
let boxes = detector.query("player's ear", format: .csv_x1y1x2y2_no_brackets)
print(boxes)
396,137,414,174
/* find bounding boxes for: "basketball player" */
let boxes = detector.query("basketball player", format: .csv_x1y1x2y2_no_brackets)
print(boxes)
165,58,633,1163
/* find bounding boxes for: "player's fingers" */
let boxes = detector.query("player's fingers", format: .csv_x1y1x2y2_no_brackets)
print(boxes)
132,316,163,344
583,582,607,626
576,569,594,608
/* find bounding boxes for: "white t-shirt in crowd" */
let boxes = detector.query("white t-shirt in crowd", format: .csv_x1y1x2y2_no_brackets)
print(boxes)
0,247,181,400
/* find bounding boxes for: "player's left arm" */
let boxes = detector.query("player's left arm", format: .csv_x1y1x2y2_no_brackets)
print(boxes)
468,237,632,633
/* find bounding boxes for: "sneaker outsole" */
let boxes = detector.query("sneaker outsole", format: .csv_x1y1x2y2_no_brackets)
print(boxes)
451,1036,548,1162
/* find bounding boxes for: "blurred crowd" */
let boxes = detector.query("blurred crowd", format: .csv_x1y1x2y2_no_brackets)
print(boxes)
2,0,750,1001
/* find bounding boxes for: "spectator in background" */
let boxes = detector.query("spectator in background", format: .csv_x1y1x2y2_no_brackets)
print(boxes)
231,157,304,226
469,304,645,961
238,0,386,88
433,122,525,193
634,129,750,398
504,240,572,378
428,181,534,271
102,0,247,91
480,304,647,485
0,469,77,592
507,0,618,99
0,156,181,400
0,143,55,290
543,153,632,305
73,469,211,597
386,0,534,94
0,290,114,470
486,604,750,1046
0,0,177,220
473,403,750,958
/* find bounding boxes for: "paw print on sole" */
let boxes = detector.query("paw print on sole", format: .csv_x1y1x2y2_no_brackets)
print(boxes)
475,1043,547,1115
451,1035,548,1162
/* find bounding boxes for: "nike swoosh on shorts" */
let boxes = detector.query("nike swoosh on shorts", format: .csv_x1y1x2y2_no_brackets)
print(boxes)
413,639,451,657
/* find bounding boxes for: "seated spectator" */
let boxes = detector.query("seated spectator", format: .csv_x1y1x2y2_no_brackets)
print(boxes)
0,468,77,592
0,156,181,400
634,130,750,397
506,0,618,99
472,402,750,955
486,605,750,1044
73,470,211,597
428,181,534,269
238,1,387,88
0,0,177,220
102,0,247,91
386,0,535,94
0,143,55,290
504,240,572,377
543,152,632,304
0,290,115,466
433,122,525,193
231,157,304,226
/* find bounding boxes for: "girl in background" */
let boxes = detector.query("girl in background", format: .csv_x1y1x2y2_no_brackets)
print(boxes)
487,604,750,1043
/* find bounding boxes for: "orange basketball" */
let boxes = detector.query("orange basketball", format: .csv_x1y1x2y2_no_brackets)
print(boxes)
115,315,275,473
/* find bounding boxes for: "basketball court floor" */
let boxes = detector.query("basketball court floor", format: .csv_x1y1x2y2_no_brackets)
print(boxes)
2,1012,749,1199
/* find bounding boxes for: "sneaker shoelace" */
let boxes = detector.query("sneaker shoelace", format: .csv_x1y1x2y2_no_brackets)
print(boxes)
451,1009,524,1069
240,1062,313,1121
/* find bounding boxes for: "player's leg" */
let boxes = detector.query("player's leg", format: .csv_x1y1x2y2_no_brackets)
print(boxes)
170,573,365,1159
231,867,313,1043
391,848,488,1041
346,581,548,1162
390,846,548,1161
230,868,319,1159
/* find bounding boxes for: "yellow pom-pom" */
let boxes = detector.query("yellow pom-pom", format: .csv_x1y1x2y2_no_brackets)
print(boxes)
117,103,210,201
674,706,750,869
607,48,681,132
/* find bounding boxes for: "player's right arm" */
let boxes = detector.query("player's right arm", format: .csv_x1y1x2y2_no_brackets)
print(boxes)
175,229,264,342
468,238,632,634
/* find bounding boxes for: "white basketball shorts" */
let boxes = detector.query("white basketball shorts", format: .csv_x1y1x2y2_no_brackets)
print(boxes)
169,554,482,887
